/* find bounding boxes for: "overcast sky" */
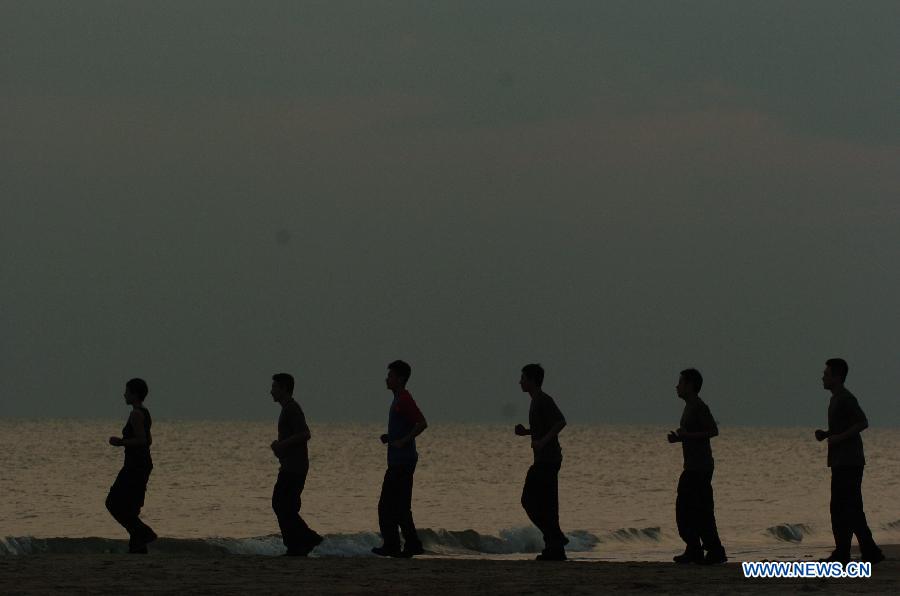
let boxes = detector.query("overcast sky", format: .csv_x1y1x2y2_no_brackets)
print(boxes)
2,2,898,426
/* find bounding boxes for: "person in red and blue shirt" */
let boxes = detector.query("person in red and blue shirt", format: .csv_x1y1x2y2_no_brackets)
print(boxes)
372,359,428,558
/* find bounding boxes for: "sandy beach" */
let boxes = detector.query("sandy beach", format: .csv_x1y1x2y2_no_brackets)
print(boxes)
1,547,897,595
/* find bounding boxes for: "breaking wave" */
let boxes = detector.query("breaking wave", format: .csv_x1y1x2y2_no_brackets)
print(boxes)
764,523,810,542
1,526,663,556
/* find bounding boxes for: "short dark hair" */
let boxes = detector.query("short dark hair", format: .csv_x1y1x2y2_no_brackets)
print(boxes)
826,358,849,382
126,378,149,401
272,373,294,395
679,368,703,393
521,363,545,387
388,360,412,384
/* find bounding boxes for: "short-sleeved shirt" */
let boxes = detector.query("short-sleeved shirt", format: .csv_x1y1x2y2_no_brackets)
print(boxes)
529,393,565,463
827,389,867,468
680,398,716,471
387,389,425,465
278,398,310,473
123,406,153,470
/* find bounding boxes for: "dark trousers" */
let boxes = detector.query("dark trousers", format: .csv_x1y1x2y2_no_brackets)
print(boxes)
272,467,318,552
106,466,154,549
676,469,723,552
378,463,421,550
830,466,880,557
521,462,566,550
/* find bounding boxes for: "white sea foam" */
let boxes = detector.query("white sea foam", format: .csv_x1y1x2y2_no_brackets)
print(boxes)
0,524,782,557
764,523,810,542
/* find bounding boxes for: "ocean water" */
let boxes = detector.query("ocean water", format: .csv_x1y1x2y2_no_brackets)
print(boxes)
2,420,899,561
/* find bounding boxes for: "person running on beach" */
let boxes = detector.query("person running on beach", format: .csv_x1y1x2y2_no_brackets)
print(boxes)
270,373,323,556
814,358,884,564
372,360,428,558
514,363,568,561
667,368,727,564
106,378,158,554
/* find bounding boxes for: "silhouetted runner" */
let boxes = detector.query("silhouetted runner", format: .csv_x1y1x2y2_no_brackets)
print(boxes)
106,378,158,554
270,373,323,556
815,358,884,564
667,368,727,564
372,360,428,558
514,363,568,561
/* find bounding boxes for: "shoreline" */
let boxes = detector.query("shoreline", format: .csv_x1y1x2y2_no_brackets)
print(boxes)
0,534,867,562
1,548,897,595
